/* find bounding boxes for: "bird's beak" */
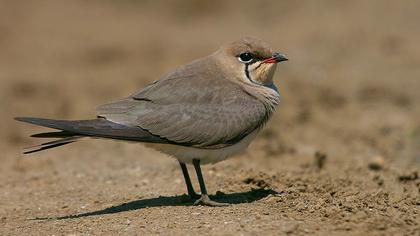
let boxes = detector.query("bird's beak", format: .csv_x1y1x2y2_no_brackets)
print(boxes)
261,52,288,64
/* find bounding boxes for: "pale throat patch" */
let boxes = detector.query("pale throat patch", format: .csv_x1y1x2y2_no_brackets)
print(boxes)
244,62,277,86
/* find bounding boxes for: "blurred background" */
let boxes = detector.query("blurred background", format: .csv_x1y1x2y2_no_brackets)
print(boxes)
2,0,419,167
1,0,419,235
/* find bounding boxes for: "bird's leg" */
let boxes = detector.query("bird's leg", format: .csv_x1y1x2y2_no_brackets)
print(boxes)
192,159,229,207
179,161,200,200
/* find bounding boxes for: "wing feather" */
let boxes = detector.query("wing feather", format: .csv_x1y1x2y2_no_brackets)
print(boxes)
97,58,270,148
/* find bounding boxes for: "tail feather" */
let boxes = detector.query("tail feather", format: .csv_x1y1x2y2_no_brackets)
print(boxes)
23,137,80,154
31,131,76,138
15,117,169,154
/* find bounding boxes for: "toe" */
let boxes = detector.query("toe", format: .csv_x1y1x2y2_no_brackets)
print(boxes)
193,194,229,207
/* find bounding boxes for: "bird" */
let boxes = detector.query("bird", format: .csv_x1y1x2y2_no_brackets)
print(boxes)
15,37,288,206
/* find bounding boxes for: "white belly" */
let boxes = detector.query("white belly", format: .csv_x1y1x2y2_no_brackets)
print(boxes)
145,130,259,165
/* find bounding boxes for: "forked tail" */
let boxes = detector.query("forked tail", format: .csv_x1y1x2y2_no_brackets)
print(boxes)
15,117,168,154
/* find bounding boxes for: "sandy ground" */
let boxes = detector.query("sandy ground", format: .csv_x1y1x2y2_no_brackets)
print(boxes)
0,1,419,235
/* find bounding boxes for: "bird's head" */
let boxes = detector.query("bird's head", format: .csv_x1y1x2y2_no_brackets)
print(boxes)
216,37,288,87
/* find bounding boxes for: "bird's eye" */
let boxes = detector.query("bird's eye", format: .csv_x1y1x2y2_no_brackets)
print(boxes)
238,52,253,63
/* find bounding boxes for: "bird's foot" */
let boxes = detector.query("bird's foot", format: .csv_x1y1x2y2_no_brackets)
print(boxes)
180,192,201,203
188,191,201,200
193,194,229,207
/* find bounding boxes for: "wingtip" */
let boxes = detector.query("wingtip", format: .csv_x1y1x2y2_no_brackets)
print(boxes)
14,117,39,123
14,117,48,125
14,117,27,122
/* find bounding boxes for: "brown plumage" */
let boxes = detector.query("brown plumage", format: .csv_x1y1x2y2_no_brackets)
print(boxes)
16,37,288,206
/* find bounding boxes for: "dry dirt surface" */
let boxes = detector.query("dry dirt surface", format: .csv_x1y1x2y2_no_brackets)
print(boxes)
1,1,419,235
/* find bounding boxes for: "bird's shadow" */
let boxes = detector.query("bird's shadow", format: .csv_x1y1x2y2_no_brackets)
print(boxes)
31,188,277,221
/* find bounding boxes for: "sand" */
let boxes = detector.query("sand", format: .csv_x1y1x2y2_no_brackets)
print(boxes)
0,1,419,235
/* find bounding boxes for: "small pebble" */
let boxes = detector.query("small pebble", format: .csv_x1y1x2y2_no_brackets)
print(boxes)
368,155,385,171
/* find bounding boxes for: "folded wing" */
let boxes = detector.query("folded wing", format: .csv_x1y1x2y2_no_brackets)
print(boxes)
97,62,270,149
